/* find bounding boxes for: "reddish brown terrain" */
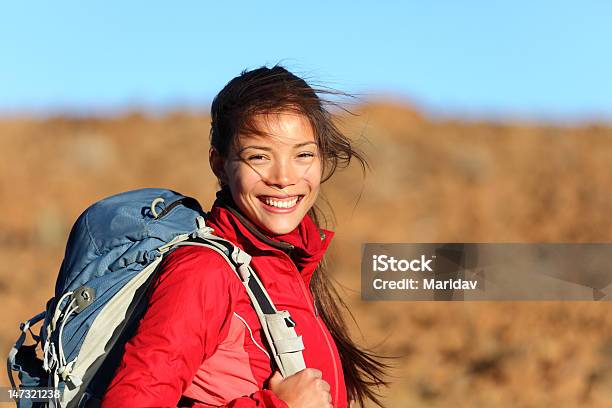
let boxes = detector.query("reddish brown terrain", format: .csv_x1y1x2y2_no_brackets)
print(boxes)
1,103,612,407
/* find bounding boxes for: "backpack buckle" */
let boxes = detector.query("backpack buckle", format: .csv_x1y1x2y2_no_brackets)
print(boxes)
73,286,96,313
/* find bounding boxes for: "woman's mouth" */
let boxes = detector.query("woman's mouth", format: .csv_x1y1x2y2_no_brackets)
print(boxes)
257,195,304,213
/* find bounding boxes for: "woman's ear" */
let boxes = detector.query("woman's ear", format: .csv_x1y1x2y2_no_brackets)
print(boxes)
209,147,228,186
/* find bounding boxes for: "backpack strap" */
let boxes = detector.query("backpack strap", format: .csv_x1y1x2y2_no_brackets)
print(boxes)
7,311,47,396
170,218,306,378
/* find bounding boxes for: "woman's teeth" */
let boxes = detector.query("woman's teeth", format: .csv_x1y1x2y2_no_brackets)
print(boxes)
262,196,299,208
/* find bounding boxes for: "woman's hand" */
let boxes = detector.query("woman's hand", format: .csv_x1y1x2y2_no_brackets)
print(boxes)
268,368,332,408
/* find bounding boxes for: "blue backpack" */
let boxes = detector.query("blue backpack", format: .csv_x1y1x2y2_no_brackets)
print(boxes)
7,188,306,408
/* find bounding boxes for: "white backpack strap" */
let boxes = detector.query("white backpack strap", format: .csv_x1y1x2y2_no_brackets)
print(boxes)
230,251,306,378
172,225,306,378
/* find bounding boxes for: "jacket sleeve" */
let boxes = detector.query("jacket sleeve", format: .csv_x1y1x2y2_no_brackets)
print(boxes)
101,246,288,408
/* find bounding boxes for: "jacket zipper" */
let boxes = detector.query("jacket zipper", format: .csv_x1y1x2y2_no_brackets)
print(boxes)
279,253,340,407
315,313,340,407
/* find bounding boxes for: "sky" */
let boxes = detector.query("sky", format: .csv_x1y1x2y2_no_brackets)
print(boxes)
1,1,611,121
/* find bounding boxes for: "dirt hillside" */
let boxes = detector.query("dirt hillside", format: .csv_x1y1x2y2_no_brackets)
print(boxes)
1,103,611,407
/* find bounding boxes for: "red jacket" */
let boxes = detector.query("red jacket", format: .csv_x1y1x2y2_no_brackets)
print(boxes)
101,192,348,407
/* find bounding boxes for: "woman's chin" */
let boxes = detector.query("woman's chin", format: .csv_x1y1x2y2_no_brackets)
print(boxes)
257,218,300,236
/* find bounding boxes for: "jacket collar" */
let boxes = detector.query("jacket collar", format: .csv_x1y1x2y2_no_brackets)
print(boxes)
205,189,334,285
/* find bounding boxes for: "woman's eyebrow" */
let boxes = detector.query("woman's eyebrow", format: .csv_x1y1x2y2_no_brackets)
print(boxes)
238,141,317,154
239,145,272,153
293,141,317,148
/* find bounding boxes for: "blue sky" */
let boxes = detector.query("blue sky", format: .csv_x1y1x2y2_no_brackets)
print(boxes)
1,1,610,121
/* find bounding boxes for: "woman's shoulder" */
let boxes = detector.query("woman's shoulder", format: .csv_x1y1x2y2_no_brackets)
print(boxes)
154,245,240,292
163,244,232,265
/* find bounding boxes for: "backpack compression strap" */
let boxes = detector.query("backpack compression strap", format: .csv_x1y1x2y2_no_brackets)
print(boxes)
7,311,47,396
169,219,306,378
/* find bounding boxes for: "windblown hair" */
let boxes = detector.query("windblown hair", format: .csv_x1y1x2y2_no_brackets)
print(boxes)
210,64,389,407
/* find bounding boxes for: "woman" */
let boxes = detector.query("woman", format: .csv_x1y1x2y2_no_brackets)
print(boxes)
101,65,387,407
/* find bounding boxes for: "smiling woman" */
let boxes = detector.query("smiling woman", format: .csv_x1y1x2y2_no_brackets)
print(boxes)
101,65,389,408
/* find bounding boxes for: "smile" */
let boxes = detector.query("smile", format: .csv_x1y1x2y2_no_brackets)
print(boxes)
258,195,303,210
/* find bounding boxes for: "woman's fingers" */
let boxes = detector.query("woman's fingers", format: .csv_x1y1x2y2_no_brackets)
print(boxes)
303,368,323,378
268,370,284,388
268,368,332,408
317,378,331,392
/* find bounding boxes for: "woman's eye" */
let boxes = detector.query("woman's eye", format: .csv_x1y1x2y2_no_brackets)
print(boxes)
297,152,315,159
247,154,267,161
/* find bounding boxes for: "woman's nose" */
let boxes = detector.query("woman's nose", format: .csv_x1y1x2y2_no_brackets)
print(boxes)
265,160,298,189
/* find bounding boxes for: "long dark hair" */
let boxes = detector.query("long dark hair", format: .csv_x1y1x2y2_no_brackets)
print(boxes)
210,64,389,407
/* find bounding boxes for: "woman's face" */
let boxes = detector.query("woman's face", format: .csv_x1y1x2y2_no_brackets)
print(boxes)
212,111,322,235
